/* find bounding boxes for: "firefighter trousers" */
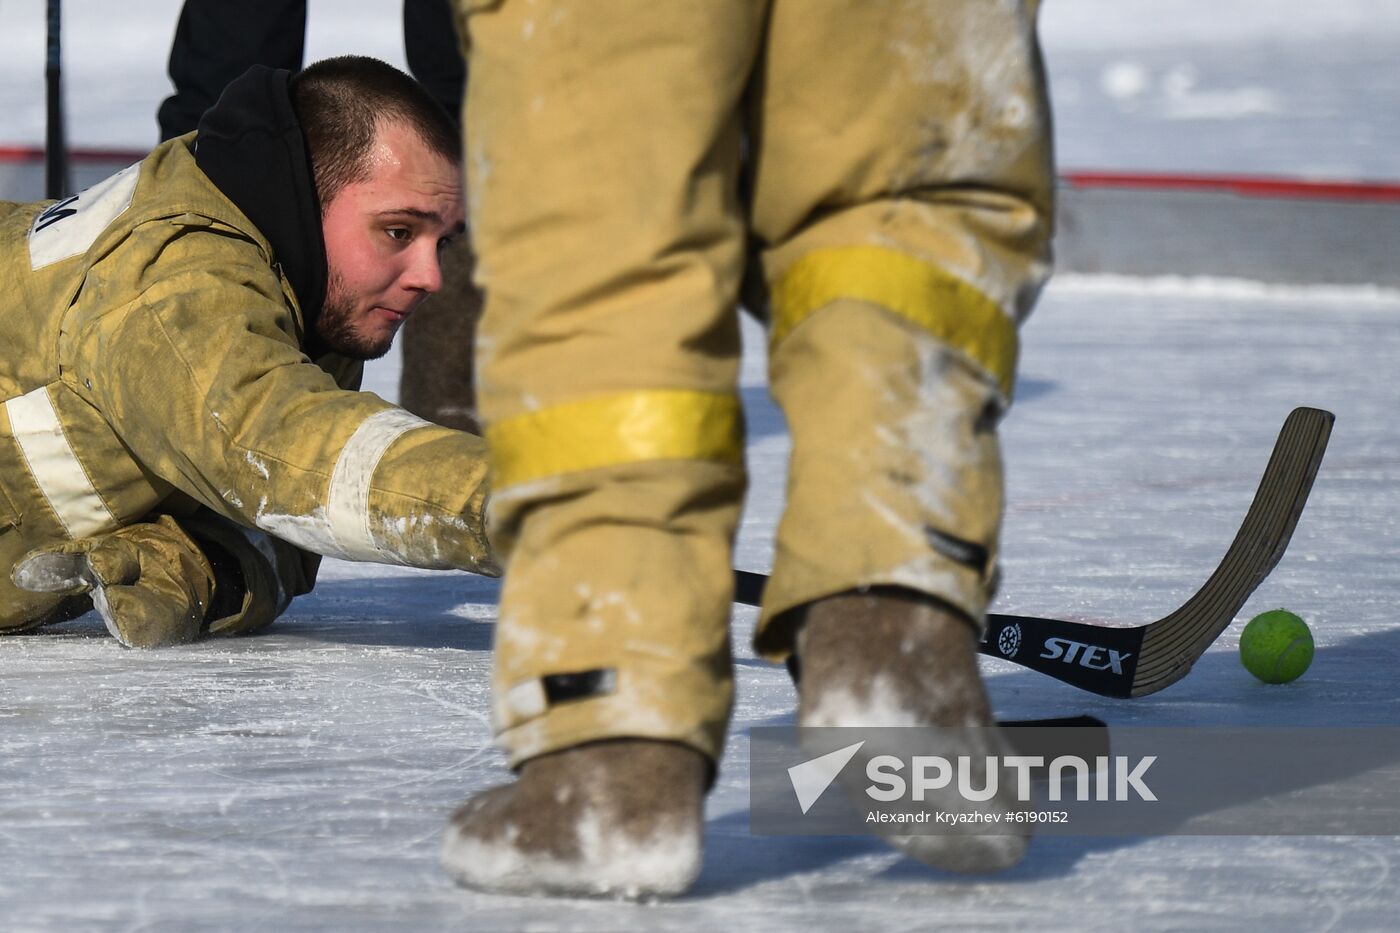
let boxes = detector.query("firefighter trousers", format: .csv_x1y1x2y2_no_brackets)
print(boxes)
456,0,1055,766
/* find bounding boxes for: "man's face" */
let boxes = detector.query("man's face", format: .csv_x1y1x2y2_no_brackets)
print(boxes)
317,120,465,360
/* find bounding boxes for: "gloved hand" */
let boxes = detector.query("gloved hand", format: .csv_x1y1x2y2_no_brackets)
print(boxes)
11,515,215,648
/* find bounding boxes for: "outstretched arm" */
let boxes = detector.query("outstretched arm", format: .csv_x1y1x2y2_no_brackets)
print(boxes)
68,227,496,576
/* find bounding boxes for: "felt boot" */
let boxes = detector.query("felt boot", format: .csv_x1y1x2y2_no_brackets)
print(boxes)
794,587,1028,873
442,739,708,899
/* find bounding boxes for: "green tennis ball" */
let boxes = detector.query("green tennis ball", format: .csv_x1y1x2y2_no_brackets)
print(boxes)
1240,609,1314,684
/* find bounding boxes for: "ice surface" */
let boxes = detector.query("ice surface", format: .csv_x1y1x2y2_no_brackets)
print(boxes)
5,284,1400,931
3,1,1400,930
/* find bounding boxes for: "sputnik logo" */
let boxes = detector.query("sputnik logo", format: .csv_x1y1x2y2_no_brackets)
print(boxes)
788,741,865,814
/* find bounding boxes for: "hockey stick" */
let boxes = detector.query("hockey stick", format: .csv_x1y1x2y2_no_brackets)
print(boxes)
734,406,1334,699
45,0,70,200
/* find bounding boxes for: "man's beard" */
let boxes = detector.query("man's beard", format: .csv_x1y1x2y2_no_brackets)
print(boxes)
314,271,396,361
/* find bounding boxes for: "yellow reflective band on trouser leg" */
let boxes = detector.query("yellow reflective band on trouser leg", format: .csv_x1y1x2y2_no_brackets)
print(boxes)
756,282,1012,660
485,389,745,491
770,246,1019,400
482,389,745,767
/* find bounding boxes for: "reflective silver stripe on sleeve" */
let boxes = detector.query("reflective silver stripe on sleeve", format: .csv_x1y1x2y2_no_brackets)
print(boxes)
4,386,118,538
325,408,432,562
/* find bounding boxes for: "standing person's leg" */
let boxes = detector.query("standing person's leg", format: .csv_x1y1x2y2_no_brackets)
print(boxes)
157,0,307,141
397,0,481,433
395,238,483,433
442,0,765,898
403,0,466,117
748,0,1056,872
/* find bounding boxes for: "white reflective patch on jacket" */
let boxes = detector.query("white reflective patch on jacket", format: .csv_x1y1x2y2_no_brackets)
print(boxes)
4,386,118,538
326,408,433,561
28,162,141,271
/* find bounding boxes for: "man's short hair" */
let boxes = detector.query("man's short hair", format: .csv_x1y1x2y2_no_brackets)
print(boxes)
290,55,461,210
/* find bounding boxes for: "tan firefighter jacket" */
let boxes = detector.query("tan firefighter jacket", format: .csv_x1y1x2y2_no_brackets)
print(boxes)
1,135,494,633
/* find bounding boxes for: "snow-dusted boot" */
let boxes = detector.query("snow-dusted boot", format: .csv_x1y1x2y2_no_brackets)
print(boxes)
794,587,1029,873
441,739,708,899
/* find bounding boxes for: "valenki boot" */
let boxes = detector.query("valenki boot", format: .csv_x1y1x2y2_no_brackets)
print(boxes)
794,587,1029,873
441,738,708,899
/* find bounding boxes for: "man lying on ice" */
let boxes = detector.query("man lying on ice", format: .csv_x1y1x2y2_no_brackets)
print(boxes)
0,56,496,648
